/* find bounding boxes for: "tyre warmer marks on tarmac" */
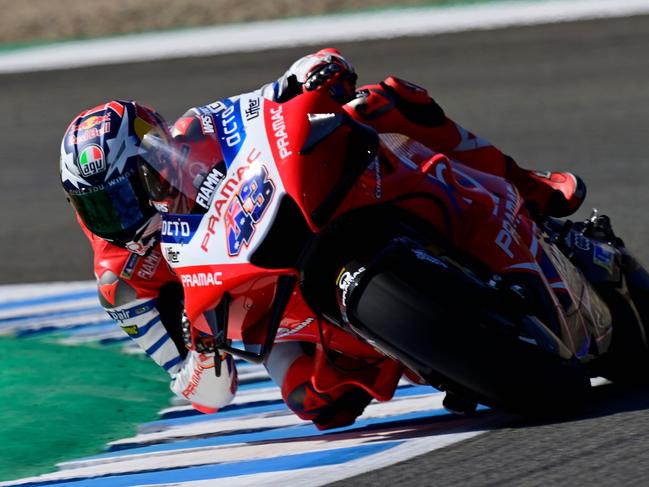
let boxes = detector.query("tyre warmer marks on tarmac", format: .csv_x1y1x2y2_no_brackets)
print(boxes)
0,281,510,486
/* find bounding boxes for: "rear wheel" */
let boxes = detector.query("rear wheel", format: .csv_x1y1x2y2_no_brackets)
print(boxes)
341,239,591,416
592,286,649,384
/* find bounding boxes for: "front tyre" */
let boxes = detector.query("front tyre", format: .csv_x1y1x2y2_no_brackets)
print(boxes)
340,239,590,416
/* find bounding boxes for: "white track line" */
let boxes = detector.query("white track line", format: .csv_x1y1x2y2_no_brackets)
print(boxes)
0,281,95,303
1,0,649,74
0,281,613,486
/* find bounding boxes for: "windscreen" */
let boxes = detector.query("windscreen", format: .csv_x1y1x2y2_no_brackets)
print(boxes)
139,133,220,215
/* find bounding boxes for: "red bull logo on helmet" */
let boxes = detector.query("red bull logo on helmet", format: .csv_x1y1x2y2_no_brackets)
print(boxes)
78,144,106,177
77,114,111,131
69,114,112,144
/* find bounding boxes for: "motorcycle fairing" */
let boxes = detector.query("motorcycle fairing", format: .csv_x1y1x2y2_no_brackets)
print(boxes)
384,149,613,357
156,89,614,409
161,92,297,328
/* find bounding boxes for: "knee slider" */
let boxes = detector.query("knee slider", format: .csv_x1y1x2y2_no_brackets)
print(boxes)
312,387,373,430
282,355,334,421
281,354,372,429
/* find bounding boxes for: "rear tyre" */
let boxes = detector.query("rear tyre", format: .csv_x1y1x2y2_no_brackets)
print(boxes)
593,286,649,384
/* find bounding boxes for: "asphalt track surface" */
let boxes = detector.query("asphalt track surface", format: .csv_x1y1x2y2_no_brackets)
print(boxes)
2,13,649,486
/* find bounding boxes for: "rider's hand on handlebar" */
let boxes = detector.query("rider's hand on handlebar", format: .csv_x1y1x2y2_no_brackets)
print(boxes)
302,49,358,104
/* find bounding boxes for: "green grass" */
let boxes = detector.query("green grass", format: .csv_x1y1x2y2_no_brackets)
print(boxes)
0,337,172,482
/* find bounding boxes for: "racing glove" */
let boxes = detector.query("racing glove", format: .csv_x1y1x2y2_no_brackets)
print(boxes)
270,48,358,104
170,350,238,413
302,49,358,103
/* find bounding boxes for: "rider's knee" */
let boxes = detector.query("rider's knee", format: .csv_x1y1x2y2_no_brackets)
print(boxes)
273,346,371,430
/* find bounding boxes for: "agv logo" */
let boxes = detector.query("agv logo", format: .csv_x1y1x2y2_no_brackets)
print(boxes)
78,145,106,176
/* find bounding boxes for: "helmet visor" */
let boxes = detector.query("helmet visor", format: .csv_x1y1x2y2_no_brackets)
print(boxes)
69,170,155,242
140,133,210,215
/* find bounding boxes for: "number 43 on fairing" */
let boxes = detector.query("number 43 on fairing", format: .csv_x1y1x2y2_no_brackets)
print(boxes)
225,165,276,256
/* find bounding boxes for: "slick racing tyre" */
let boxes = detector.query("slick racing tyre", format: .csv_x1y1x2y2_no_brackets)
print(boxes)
340,238,591,416
592,286,649,384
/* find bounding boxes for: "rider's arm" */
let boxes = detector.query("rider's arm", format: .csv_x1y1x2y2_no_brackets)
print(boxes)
258,49,509,175
256,48,357,104
97,278,238,412
83,225,237,413
175,48,356,126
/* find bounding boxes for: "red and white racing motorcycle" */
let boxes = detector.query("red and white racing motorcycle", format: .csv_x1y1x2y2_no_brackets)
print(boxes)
142,90,648,416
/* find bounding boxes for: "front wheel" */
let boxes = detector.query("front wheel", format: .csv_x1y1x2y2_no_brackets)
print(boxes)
340,239,591,416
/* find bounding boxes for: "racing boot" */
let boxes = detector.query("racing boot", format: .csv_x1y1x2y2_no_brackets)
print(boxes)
505,160,587,218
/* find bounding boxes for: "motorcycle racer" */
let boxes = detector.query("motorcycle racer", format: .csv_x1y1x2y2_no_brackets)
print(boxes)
259,48,586,218
61,47,648,428
60,100,238,414
162,48,597,427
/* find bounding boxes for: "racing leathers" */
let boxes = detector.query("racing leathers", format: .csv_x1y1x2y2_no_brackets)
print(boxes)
167,47,588,429
264,49,586,218
80,220,237,414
